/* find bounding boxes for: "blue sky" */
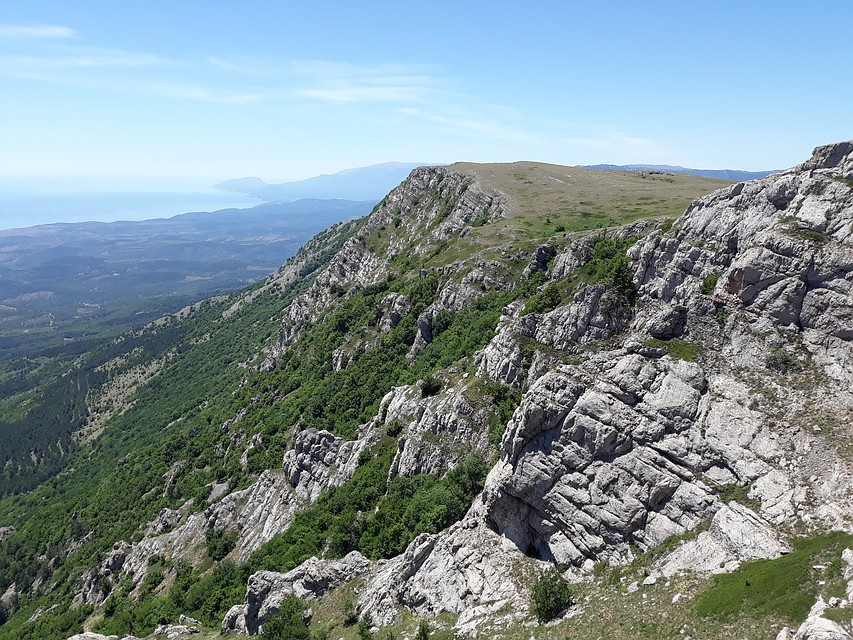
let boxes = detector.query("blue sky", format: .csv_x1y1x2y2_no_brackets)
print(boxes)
1,0,851,184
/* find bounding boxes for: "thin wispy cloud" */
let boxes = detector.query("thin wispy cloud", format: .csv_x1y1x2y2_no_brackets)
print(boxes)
0,49,173,72
0,24,76,39
206,56,280,77
397,107,539,143
290,60,438,104
564,128,661,151
297,86,426,103
151,82,261,104
565,136,655,149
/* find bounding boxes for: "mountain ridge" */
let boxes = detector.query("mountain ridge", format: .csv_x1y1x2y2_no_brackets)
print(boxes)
0,144,852,640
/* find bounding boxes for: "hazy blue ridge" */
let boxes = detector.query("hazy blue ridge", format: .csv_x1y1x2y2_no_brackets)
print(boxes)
581,164,778,181
216,162,435,202
0,188,262,231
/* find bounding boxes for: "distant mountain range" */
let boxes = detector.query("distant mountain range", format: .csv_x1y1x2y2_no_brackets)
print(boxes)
216,162,433,202
581,164,778,181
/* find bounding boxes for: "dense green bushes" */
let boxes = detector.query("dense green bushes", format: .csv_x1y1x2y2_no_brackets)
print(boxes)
522,282,563,315
252,447,487,569
240,279,510,441
700,271,722,295
531,565,573,623
359,455,488,559
83,445,487,636
482,381,522,444
583,236,638,305
206,528,238,561
261,597,310,639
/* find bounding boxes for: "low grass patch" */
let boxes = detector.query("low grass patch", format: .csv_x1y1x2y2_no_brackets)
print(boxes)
715,483,761,510
448,161,730,246
695,531,853,624
782,226,830,246
823,607,853,623
643,338,703,362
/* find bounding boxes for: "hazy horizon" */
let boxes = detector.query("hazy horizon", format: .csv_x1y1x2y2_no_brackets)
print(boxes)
0,184,261,231
1,2,850,184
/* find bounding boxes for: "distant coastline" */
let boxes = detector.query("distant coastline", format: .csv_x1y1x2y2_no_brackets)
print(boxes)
0,188,261,231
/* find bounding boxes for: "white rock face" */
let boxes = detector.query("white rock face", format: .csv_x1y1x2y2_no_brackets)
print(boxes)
659,502,790,576
272,166,507,355
223,551,371,635
356,143,853,632
283,428,376,502
389,381,492,478
152,622,200,638
357,513,531,635
777,597,853,640
631,141,853,385
482,354,716,567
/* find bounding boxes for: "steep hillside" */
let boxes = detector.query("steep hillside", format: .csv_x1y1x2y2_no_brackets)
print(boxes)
2,144,852,640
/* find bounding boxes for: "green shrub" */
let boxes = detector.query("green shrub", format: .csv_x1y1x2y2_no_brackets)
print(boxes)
522,282,563,315
421,375,442,398
643,338,702,362
484,381,522,445
782,226,830,245
765,346,803,375
342,596,358,626
531,565,573,623
205,527,237,561
700,271,721,295
357,617,373,640
386,419,404,437
414,620,431,640
583,236,638,305
358,455,488,559
261,597,309,639
715,483,759,510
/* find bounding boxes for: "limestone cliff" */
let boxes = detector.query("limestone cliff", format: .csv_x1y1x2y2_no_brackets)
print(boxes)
48,143,853,640
353,142,853,632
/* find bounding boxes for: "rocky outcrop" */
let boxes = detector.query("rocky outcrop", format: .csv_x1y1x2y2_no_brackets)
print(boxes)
283,428,377,502
630,141,853,384
388,381,492,478
357,513,531,635
776,598,852,640
223,552,371,635
77,428,379,606
476,301,535,386
533,283,632,349
659,502,790,575
272,166,507,356
356,143,853,632
482,353,717,568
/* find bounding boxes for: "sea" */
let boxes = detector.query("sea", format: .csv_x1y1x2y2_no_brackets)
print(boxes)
0,180,261,231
